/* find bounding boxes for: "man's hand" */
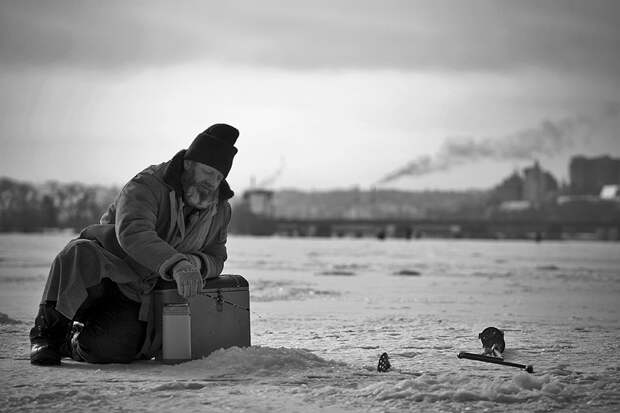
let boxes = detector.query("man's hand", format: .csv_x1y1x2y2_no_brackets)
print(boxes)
172,260,202,298
185,254,202,271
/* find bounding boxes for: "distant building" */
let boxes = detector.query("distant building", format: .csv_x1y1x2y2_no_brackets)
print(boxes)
242,189,275,216
343,204,373,219
522,161,558,208
570,155,620,195
492,171,523,203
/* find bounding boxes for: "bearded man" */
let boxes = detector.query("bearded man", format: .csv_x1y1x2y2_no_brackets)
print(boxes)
29,123,239,365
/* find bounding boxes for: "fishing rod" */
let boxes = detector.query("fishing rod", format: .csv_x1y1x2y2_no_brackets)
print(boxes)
377,327,534,374
457,352,534,373
457,326,534,373
377,351,534,374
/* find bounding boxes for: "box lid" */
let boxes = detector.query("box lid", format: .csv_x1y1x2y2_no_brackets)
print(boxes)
155,273,248,291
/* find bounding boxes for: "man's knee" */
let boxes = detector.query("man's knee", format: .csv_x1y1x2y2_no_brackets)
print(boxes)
59,239,99,260
72,299,145,364
74,331,138,363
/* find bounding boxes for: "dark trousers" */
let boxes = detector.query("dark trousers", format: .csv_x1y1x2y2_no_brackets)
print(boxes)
40,240,146,363
72,279,146,363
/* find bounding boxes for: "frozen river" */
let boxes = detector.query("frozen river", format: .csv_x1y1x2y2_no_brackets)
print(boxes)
1,233,619,412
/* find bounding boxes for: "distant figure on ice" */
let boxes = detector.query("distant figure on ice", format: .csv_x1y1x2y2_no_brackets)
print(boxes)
29,124,239,365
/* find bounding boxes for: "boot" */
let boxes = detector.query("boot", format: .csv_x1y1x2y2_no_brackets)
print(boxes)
29,302,72,366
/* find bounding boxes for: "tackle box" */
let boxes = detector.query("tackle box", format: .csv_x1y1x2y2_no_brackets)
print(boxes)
153,274,250,361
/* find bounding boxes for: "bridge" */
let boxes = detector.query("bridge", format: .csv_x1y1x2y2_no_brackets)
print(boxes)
269,217,620,240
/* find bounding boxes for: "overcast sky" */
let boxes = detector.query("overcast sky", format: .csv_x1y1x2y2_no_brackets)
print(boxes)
1,0,619,191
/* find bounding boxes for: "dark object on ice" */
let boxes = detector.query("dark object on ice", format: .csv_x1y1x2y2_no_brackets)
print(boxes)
479,327,505,357
29,302,72,366
535,231,543,243
377,352,391,372
457,352,534,373
393,269,421,276
317,270,356,276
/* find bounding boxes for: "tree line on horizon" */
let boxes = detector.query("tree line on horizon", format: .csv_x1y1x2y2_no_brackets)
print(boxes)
0,176,492,233
3,173,616,233
0,177,119,232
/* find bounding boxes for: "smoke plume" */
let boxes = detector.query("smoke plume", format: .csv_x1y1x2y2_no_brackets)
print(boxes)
257,157,286,188
377,105,619,185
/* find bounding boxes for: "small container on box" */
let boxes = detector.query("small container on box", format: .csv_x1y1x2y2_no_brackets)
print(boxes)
153,274,250,361
162,303,191,360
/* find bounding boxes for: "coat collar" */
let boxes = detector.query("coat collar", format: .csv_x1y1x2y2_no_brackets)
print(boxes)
162,150,234,200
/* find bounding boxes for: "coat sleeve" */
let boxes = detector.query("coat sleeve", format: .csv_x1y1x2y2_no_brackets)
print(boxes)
99,201,116,224
114,174,186,278
194,202,231,280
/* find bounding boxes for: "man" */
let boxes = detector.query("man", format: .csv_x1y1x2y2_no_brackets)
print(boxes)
29,123,239,365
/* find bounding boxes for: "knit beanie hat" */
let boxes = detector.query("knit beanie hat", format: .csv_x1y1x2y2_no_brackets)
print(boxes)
184,124,239,177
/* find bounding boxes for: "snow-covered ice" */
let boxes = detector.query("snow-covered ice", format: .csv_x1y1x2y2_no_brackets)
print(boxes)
1,233,619,412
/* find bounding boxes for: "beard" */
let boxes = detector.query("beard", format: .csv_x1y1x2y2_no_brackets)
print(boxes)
183,186,217,209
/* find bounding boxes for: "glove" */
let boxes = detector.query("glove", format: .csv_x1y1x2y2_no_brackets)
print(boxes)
172,260,202,298
185,254,203,272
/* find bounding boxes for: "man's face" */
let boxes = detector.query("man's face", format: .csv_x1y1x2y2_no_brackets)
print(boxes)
181,160,224,209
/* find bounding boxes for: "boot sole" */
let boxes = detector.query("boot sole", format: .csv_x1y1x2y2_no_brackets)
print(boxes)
30,345,61,366
31,356,61,366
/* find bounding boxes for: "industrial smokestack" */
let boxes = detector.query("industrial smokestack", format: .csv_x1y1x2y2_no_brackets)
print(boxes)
377,106,618,185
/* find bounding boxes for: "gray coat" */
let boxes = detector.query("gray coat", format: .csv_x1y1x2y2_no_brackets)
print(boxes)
75,150,234,357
